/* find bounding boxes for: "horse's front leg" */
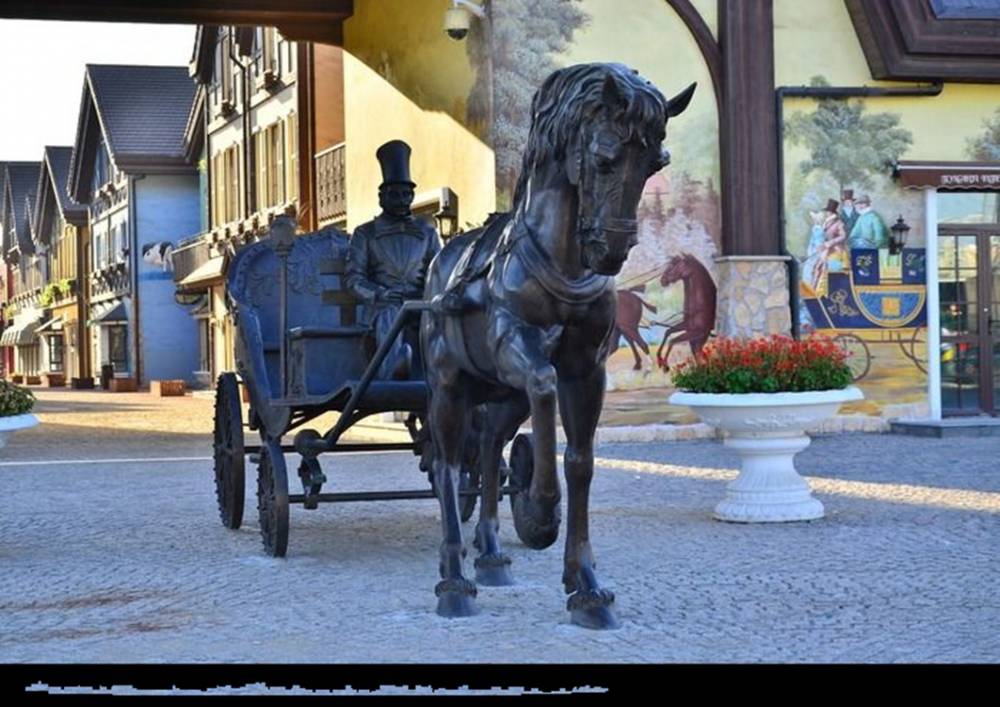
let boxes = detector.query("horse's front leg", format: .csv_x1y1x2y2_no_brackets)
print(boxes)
558,365,620,630
428,376,478,617
493,321,562,550
656,324,684,370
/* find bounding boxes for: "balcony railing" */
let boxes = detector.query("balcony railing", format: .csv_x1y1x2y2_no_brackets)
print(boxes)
172,234,213,286
315,143,346,226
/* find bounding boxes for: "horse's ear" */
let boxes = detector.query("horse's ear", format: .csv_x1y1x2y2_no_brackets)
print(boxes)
666,82,697,118
602,73,627,113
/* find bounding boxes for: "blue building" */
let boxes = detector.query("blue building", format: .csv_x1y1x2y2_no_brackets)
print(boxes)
68,64,201,389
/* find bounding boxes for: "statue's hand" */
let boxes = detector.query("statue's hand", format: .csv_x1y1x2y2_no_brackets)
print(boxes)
379,288,405,306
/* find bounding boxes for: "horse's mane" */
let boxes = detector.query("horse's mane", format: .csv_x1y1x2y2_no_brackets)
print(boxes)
511,63,669,207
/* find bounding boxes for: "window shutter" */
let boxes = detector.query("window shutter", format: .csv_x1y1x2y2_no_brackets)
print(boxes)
286,113,298,203
275,122,285,205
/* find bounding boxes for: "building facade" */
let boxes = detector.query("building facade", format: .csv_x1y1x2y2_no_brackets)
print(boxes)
170,25,348,387
30,146,91,387
1,162,44,383
67,64,201,390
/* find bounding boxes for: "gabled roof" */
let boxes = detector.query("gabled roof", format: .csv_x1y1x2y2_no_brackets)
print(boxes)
69,64,197,201
34,146,88,247
183,84,206,164
3,162,41,259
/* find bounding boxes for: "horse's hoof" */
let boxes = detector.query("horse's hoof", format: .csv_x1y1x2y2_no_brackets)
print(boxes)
435,578,479,618
567,589,620,630
474,553,514,586
511,493,561,550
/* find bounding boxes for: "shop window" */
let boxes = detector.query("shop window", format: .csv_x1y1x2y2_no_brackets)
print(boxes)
48,335,64,373
109,326,128,372
198,317,212,373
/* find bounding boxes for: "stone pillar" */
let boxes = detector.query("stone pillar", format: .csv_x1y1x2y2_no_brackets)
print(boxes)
713,256,792,338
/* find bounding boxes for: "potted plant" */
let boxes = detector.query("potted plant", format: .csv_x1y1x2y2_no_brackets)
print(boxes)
0,380,38,448
668,335,863,523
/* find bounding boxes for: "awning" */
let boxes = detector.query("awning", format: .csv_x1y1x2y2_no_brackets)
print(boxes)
894,161,1000,190
88,301,127,326
177,255,226,291
35,316,63,333
0,316,42,347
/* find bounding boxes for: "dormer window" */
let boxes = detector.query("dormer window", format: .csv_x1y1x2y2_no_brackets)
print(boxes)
211,29,236,118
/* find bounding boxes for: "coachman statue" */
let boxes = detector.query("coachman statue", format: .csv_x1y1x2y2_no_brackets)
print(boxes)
346,140,441,379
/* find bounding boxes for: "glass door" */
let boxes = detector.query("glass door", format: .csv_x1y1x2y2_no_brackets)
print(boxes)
938,228,999,415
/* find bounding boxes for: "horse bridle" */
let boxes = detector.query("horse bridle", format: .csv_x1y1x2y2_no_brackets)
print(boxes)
574,130,638,266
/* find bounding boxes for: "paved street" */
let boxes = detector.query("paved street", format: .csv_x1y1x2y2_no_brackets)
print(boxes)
1,389,998,663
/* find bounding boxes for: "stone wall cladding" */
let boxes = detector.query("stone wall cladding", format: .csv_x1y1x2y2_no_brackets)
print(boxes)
714,257,792,338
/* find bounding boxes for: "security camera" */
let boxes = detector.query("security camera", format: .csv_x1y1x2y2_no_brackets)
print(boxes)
444,1,485,41
444,7,470,40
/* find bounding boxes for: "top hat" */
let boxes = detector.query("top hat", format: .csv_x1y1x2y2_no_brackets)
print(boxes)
376,140,416,188
825,198,839,214
855,194,871,206
841,189,854,200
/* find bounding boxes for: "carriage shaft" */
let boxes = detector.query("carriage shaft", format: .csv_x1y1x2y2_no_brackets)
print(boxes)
289,486,518,504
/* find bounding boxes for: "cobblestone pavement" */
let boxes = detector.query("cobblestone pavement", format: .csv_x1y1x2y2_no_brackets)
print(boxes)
1,389,998,662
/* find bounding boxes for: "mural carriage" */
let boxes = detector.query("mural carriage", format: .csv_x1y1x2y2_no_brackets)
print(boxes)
800,247,928,381
211,218,534,558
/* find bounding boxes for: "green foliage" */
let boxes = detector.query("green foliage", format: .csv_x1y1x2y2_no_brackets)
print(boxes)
0,380,34,416
785,76,913,192
671,335,854,394
966,107,1000,161
56,278,72,296
39,283,58,307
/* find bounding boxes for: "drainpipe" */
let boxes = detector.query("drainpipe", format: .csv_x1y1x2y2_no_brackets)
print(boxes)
775,82,943,338
129,174,145,386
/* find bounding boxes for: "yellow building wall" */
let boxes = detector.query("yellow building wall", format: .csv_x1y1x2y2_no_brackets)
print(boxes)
342,0,495,230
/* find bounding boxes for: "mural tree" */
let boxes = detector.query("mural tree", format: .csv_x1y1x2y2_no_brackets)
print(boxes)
466,0,590,208
785,77,913,193
966,107,1000,161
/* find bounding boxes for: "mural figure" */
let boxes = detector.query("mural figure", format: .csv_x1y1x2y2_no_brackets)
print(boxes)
848,194,889,250
839,189,859,234
615,285,657,371
655,253,716,371
346,140,441,380
141,241,174,272
801,209,828,294
821,198,849,275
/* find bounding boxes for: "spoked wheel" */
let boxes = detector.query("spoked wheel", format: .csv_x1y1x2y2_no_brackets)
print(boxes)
833,333,872,381
213,372,245,529
908,327,928,374
508,433,561,550
256,439,289,558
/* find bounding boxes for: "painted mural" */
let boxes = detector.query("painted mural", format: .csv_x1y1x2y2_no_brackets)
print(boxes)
468,0,722,426
783,77,929,417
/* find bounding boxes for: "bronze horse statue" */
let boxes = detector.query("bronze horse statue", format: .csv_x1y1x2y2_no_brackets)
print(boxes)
616,286,658,370
421,63,694,629
655,253,716,371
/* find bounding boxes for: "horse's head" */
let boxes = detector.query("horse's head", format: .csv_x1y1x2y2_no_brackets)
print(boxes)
660,254,691,287
519,64,695,276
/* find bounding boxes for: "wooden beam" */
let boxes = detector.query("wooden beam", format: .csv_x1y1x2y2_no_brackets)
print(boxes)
0,1,352,44
718,0,779,256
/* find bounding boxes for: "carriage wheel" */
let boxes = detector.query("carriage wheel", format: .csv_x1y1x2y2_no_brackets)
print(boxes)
508,433,561,550
213,372,245,530
908,328,928,374
256,439,289,558
833,333,872,381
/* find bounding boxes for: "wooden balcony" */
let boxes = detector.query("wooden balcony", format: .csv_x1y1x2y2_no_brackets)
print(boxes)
171,234,213,286
315,143,346,226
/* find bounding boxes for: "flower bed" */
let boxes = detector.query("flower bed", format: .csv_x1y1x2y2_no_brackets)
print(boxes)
670,334,853,394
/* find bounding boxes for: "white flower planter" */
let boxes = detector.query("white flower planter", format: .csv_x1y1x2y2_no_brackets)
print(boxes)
0,413,39,449
668,386,864,523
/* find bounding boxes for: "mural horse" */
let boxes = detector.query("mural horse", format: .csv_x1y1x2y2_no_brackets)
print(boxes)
655,253,716,371
421,62,695,629
616,285,658,370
